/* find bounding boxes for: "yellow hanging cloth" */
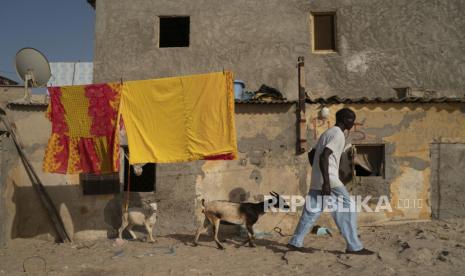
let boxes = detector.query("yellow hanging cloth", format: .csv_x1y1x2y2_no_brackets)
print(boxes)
120,72,237,164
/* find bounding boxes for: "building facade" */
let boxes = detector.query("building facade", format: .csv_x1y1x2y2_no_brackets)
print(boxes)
2,0,465,243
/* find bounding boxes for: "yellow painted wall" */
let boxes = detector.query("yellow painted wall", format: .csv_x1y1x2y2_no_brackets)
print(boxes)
307,103,465,224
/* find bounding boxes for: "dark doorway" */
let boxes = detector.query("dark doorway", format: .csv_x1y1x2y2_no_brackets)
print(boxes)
123,148,155,192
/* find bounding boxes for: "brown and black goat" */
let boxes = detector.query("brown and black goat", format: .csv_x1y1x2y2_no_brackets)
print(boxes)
194,191,288,249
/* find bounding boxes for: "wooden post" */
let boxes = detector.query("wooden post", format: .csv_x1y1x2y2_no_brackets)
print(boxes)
297,56,307,154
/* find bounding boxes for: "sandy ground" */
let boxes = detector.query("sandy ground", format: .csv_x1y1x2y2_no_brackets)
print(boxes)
1,219,465,276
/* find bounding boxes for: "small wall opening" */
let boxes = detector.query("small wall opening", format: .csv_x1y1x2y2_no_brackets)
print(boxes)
123,148,156,192
80,173,120,195
159,16,190,48
354,144,385,177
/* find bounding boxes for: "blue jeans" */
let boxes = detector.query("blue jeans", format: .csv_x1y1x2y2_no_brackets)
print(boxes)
288,186,363,251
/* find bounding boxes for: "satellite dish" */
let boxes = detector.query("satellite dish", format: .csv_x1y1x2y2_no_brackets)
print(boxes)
15,47,51,103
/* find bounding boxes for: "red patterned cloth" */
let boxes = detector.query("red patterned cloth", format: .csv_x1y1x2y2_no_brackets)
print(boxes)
43,83,121,174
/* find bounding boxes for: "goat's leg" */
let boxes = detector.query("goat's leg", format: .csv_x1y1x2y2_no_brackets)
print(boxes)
212,218,225,250
118,219,129,240
194,216,210,246
127,225,137,240
145,223,155,242
246,223,256,247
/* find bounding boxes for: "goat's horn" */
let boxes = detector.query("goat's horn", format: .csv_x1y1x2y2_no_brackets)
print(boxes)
271,191,279,197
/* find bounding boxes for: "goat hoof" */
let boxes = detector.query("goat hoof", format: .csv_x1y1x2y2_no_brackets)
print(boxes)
249,243,256,248
193,243,198,247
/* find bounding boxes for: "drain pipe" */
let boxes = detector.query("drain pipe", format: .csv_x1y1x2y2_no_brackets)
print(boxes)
297,56,307,154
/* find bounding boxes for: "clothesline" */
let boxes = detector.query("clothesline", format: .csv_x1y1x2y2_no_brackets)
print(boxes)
43,71,238,175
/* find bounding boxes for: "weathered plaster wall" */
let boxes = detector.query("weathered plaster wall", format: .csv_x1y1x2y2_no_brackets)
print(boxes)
91,0,465,232
1,103,307,241
0,86,23,103
307,103,465,224
154,162,200,235
195,104,306,234
5,100,464,241
1,107,124,242
430,143,465,219
149,104,307,235
0,134,16,247
93,0,465,98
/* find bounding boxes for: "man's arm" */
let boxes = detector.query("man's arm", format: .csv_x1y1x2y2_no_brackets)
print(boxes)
319,147,332,195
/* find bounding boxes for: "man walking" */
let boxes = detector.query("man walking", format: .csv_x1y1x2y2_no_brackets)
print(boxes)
288,108,374,255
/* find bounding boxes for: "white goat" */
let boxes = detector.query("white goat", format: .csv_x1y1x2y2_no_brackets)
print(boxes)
118,201,157,242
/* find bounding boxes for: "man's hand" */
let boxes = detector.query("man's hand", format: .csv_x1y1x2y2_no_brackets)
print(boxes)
322,182,331,195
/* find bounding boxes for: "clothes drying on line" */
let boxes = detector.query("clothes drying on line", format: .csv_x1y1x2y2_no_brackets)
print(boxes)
120,71,237,164
43,83,121,174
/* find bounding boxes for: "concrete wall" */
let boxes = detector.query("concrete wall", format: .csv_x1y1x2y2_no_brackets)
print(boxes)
93,0,465,98
1,100,306,242
0,90,21,246
194,103,305,234
3,0,465,242
3,97,465,241
0,100,122,243
151,103,306,235
0,86,23,103
0,132,16,247
307,103,465,224
91,0,465,231
430,143,465,219
0,79,307,240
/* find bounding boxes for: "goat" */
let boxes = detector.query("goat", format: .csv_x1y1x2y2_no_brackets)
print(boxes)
132,163,147,176
118,201,157,242
194,191,288,249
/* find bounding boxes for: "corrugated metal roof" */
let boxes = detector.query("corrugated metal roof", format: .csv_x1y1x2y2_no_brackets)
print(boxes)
235,99,297,104
306,95,465,104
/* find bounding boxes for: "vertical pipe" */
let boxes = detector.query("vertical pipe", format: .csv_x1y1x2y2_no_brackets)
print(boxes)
297,57,307,154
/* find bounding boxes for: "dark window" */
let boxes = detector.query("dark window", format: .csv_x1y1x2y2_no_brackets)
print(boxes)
313,13,336,51
354,145,385,177
80,173,120,195
159,16,190,48
123,148,156,192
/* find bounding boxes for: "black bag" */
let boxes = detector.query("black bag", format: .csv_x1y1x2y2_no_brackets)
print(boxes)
308,148,316,166
254,85,284,100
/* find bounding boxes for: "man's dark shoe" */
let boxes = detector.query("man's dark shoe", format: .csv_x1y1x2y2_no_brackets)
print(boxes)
287,244,313,253
287,244,304,252
345,248,375,255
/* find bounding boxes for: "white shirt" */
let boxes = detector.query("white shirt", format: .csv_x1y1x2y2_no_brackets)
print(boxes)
310,126,345,190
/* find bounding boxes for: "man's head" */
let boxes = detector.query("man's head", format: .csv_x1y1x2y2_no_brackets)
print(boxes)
335,108,356,131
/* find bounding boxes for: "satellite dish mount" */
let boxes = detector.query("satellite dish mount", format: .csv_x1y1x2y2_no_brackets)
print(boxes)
23,69,38,102
15,48,51,104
